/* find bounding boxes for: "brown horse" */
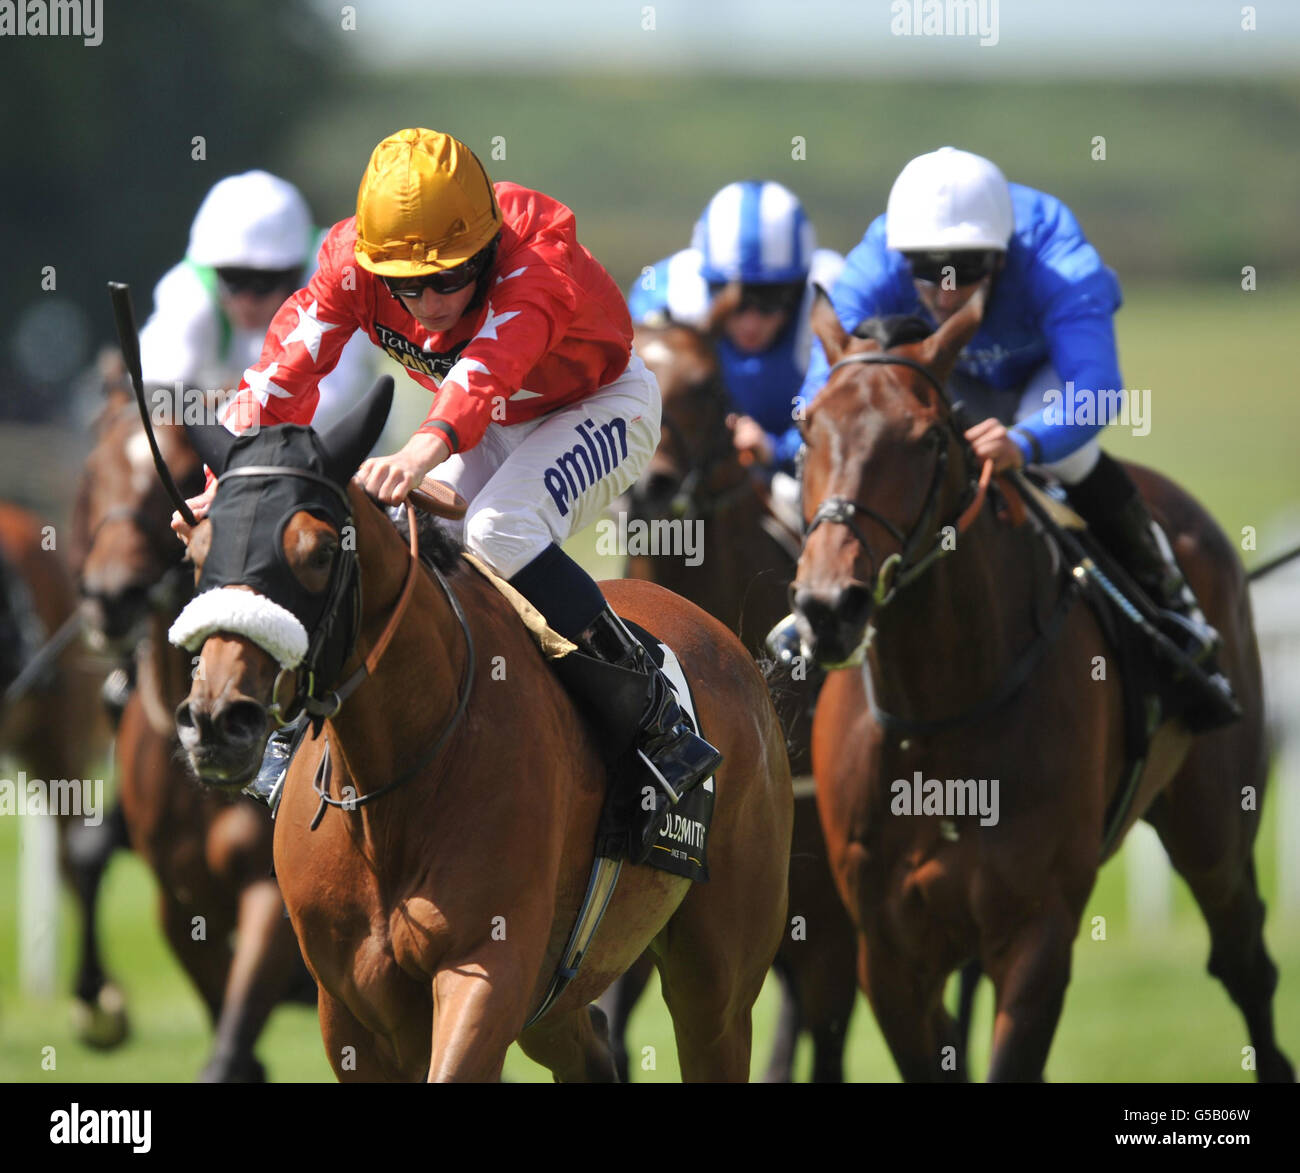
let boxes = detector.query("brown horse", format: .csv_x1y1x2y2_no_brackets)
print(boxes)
0,500,118,1044
174,379,791,1082
614,320,858,1083
793,290,1293,1082
74,388,314,1081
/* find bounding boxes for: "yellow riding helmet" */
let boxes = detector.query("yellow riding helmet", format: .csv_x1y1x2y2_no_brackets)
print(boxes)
354,129,502,277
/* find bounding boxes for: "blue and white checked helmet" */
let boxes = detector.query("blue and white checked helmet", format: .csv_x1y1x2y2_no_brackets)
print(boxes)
692,181,816,285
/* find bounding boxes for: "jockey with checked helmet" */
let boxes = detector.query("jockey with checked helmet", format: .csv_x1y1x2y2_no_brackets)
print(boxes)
628,179,843,527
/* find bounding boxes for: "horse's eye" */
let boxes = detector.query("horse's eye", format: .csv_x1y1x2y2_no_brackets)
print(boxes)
311,542,337,569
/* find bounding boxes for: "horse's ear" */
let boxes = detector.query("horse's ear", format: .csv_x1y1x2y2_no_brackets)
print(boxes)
810,285,850,366
916,281,989,382
184,418,240,477
317,375,394,485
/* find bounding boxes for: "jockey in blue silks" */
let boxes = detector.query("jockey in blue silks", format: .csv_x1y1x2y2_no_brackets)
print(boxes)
765,147,1233,726
627,180,843,525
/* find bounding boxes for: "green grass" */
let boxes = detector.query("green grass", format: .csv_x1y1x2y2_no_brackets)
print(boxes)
2,279,1297,1082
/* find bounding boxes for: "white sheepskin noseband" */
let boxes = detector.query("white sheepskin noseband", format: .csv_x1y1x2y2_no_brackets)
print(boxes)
169,586,309,669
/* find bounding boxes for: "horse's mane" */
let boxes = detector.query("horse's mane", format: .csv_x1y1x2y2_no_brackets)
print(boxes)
390,503,465,575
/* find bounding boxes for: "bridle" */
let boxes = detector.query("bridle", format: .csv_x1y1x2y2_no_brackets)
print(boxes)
203,467,475,819
803,352,992,608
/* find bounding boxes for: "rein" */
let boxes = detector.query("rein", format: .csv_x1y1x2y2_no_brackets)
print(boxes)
805,352,992,607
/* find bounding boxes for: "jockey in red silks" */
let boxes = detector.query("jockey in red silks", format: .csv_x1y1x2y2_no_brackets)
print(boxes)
173,128,721,830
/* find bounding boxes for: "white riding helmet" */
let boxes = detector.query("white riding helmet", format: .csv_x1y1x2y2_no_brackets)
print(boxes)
885,147,1014,254
186,171,313,270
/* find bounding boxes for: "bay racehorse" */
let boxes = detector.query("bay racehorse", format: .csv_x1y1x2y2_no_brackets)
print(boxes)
613,319,857,1083
172,377,792,1082
75,386,315,1080
792,289,1293,1082
0,500,118,1044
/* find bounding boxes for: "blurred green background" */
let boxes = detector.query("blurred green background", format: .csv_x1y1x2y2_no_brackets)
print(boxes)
0,0,1297,1082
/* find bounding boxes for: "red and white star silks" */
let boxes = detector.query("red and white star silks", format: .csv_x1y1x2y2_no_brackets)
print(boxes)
219,183,634,457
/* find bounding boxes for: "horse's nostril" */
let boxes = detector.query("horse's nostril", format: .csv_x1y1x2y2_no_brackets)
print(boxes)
837,584,873,629
175,701,196,731
220,700,268,745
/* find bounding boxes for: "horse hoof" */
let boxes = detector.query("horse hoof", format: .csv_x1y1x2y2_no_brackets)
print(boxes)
71,984,129,1050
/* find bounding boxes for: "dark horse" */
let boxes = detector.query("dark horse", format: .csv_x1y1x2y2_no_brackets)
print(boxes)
792,289,1292,1082
173,378,792,1081
609,320,858,1083
74,387,314,1081
0,500,118,1044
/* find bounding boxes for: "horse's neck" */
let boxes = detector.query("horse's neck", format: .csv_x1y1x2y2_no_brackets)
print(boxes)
325,503,476,804
867,503,1042,719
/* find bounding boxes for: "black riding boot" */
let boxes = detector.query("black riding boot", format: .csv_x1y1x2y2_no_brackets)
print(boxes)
554,606,723,860
509,544,723,862
1064,453,1238,730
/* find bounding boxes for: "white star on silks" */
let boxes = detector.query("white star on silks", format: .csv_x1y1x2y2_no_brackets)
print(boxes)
474,304,520,342
494,266,528,285
281,300,340,361
243,362,292,405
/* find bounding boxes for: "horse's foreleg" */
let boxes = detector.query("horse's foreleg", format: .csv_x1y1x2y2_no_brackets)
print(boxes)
427,955,535,1082
160,890,232,1026
983,913,1073,1082
319,988,405,1082
759,958,802,1082
198,878,308,1083
593,952,655,1083
60,804,130,1048
859,932,962,1082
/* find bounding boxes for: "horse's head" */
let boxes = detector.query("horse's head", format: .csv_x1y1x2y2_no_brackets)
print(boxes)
791,289,987,667
169,377,393,789
629,323,730,519
75,387,205,656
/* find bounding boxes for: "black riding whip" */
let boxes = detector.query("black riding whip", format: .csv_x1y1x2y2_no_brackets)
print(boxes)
106,281,197,526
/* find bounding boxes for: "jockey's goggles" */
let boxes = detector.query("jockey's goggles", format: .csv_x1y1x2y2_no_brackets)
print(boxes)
383,240,496,300
216,266,302,297
708,280,805,316
903,250,1001,288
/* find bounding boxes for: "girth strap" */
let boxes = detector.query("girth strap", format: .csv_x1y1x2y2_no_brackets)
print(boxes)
523,855,623,1030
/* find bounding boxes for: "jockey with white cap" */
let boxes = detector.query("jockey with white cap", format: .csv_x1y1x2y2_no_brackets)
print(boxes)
767,147,1234,729
139,171,373,431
